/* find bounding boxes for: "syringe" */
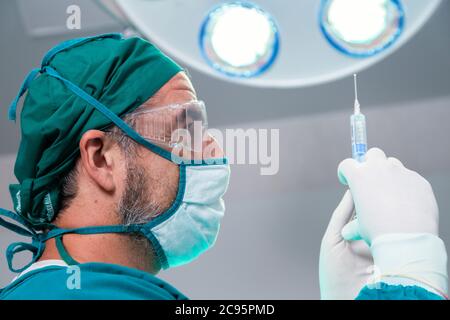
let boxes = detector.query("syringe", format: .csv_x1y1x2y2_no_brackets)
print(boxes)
350,74,367,162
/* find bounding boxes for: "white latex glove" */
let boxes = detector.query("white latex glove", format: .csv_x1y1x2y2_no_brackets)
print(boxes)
319,190,374,300
338,148,448,297
338,148,439,241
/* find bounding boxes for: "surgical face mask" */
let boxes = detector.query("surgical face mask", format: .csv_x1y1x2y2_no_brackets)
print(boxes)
115,131,230,269
145,163,230,268
0,63,230,273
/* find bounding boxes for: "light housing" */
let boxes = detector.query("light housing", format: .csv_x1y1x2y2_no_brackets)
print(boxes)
320,0,405,58
114,0,441,88
199,2,280,78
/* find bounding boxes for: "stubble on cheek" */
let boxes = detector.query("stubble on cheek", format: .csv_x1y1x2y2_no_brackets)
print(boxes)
141,154,180,217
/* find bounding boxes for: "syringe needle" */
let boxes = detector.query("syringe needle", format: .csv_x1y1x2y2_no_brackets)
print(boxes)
353,74,360,114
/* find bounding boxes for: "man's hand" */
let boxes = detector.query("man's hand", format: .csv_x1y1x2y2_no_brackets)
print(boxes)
334,148,447,298
319,190,374,300
338,148,439,243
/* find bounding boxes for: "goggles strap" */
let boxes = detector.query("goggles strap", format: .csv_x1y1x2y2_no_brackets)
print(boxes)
8,33,123,123
42,66,173,161
8,68,41,122
41,33,122,67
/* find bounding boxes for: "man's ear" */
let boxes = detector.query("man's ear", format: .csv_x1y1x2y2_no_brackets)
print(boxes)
78,130,119,193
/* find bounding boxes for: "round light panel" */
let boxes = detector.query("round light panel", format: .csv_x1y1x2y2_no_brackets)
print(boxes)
199,2,279,78
320,0,405,57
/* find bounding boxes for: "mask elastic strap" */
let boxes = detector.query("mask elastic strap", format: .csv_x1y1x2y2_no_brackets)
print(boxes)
55,235,79,266
44,224,146,267
42,224,170,269
0,208,145,273
43,224,169,269
47,226,169,269
42,224,142,240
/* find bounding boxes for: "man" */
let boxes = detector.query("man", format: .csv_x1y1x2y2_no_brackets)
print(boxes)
0,34,446,299
0,33,229,299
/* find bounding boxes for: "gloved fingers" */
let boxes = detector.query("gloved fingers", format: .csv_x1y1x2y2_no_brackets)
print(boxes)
388,157,404,168
324,190,355,244
338,148,390,185
337,158,359,186
342,219,363,241
365,147,387,163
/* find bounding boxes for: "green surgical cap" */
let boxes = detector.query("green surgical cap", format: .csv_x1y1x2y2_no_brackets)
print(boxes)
8,33,183,228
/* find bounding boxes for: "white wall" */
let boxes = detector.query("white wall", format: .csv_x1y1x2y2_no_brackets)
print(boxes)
1,95,449,298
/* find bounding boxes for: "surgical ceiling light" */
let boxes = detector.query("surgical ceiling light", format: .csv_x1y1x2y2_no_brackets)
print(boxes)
114,0,442,88
199,2,280,78
320,0,405,57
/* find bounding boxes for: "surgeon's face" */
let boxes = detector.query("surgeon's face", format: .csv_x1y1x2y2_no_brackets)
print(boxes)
118,72,223,225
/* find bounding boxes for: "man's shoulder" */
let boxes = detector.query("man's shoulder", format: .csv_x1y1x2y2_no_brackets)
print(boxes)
0,263,188,300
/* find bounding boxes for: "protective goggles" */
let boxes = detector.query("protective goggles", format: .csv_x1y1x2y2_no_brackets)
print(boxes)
126,100,208,152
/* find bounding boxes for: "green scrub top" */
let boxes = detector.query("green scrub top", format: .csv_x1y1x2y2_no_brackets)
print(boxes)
0,262,188,300
0,260,442,300
356,283,444,300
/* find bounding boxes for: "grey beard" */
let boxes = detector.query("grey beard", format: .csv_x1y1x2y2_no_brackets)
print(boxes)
116,158,165,269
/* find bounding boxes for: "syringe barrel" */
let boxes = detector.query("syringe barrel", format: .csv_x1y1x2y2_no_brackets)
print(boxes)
351,113,367,162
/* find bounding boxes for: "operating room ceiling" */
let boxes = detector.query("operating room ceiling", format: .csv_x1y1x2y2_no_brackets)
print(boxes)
0,0,449,155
